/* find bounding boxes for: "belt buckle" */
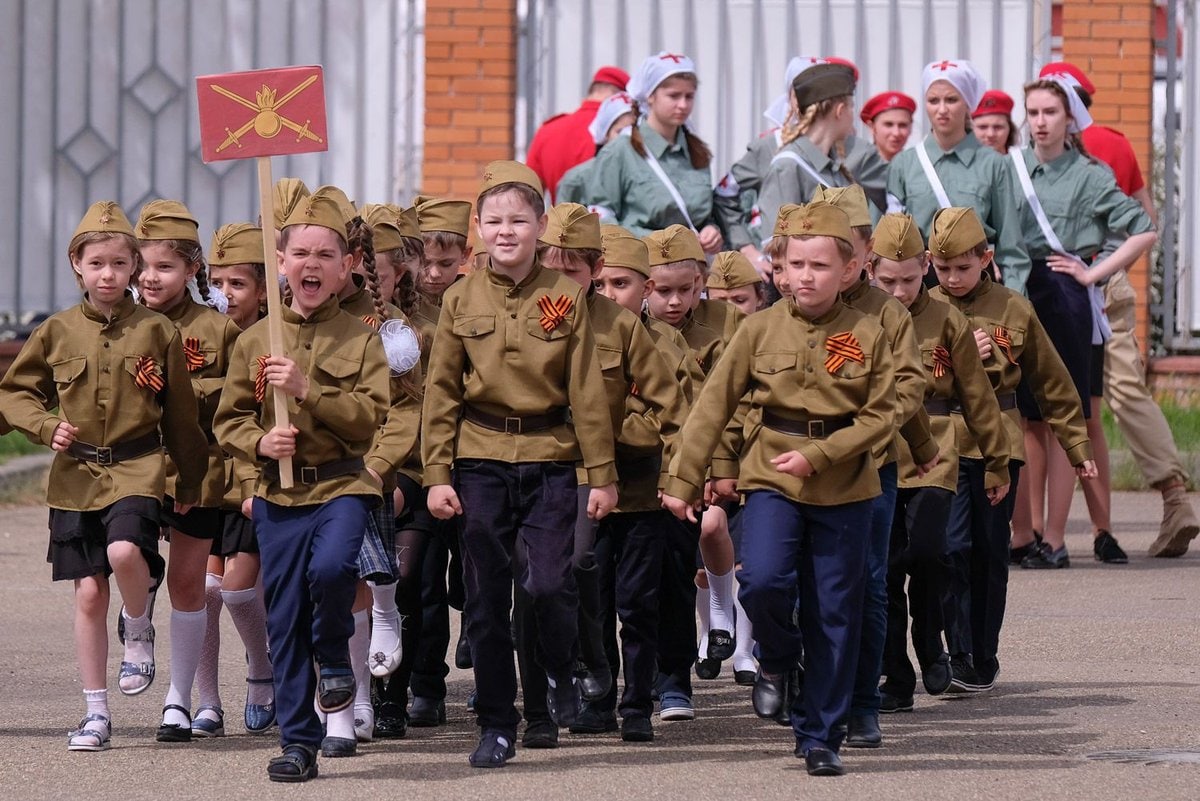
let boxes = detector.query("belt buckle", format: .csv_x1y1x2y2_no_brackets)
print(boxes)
300,466,319,485
807,420,825,439
504,416,523,435
95,446,113,465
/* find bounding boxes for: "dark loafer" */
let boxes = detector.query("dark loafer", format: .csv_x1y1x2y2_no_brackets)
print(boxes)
706,629,735,661
316,667,355,713
522,720,559,749
621,714,654,742
752,669,789,722
469,729,516,768
922,653,953,696
802,746,845,776
579,669,612,701
267,743,319,783
695,658,721,680
569,702,618,734
408,696,446,727
374,701,409,739
845,713,882,748
320,736,357,758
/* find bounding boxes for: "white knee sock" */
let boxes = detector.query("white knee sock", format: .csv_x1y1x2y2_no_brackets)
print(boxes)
162,608,207,726
733,583,757,673
706,568,736,634
222,586,272,706
195,574,224,711
350,610,374,733
695,586,711,656
367,581,402,671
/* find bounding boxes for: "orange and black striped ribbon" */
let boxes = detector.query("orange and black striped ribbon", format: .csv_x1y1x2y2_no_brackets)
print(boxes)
183,337,205,372
630,381,640,397
537,294,574,332
993,326,1017,364
824,331,865,375
254,355,269,403
932,344,953,378
134,356,165,393
362,315,380,330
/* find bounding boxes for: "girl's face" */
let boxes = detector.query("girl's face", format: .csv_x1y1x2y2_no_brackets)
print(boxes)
594,265,649,314
647,76,697,131
931,250,992,298
138,241,197,312
370,252,399,305
73,237,136,313
706,285,761,316
278,224,352,317
1025,88,1069,150
869,256,926,309
646,264,696,327
868,109,913,160
973,113,1012,153
925,80,968,139
209,263,265,330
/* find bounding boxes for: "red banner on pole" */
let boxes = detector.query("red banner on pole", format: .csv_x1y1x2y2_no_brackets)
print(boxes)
196,65,328,163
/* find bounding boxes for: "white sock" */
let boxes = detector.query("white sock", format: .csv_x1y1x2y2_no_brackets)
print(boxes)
706,568,736,634
695,587,711,656
195,574,224,711
368,581,402,670
350,611,374,734
222,586,272,706
84,688,109,719
732,583,757,673
120,610,154,693
162,608,207,726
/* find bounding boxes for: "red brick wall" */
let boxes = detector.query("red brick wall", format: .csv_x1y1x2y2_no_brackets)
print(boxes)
422,0,518,200
1061,0,1155,351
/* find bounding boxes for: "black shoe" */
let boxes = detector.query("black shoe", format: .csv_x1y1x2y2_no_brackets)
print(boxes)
522,720,559,749
569,702,619,734
320,735,357,758
752,669,790,723
975,659,1000,691
695,658,721,680
800,746,845,776
1094,530,1129,564
1021,542,1070,569
621,715,654,742
878,691,914,714
845,713,882,748
454,631,473,669
1009,530,1044,565
316,666,355,713
469,729,516,768
374,702,409,739
706,629,735,661
156,704,192,743
734,669,757,686
408,696,446,728
267,743,318,783
466,690,476,713
546,673,581,728
947,655,985,694
921,653,952,696
579,668,612,701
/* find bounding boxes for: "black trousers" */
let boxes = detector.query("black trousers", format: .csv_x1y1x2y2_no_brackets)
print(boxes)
408,518,455,701
656,513,700,698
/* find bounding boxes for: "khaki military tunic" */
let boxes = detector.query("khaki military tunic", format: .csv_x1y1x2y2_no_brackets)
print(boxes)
214,294,390,506
693,297,745,345
931,273,1091,465
420,258,617,488
0,294,208,509
665,299,896,506
899,288,1009,491
645,317,702,402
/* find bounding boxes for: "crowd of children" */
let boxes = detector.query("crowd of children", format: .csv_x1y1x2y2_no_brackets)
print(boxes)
0,50,1190,783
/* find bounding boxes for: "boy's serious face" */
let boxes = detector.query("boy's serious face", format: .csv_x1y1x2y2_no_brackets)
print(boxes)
475,189,547,277
931,250,992,298
594,266,649,314
706,285,760,316
785,235,856,318
647,264,696,327
420,241,468,296
869,256,926,309
278,224,353,318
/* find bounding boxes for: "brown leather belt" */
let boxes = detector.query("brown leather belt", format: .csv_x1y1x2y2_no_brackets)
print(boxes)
67,431,162,465
924,397,960,416
616,452,662,481
463,405,569,435
996,392,1017,411
761,409,853,439
265,456,365,486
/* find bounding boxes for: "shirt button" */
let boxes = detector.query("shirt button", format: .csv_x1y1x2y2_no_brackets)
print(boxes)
806,366,813,373
305,343,312,350
510,313,517,319
102,366,110,373
808,340,816,348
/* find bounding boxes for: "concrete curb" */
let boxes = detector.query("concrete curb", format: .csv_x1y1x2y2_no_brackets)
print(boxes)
0,452,52,493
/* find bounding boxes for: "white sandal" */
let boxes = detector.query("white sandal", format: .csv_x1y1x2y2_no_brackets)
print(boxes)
68,713,112,752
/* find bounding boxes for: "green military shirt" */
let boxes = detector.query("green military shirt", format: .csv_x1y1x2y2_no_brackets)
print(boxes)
899,288,1009,491
931,273,1091,465
588,123,716,237
665,299,895,506
158,295,242,506
887,133,1033,294
1011,147,1154,260
0,293,208,509
214,294,389,506
420,258,617,488
556,158,596,207
713,130,781,251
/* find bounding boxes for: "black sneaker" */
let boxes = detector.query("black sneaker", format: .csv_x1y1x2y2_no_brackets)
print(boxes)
946,655,986,694
1009,530,1044,565
620,714,654,742
921,653,952,696
522,720,559,749
879,690,914,713
569,702,618,734
1021,541,1070,570
1093,530,1129,564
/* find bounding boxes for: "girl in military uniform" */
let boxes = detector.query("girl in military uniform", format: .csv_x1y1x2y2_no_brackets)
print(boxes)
861,91,916,162
0,202,208,751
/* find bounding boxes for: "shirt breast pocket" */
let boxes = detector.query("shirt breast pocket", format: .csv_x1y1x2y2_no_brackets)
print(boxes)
315,353,360,389
526,317,570,343
752,351,796,377
596,345,626,398
50,356,87,405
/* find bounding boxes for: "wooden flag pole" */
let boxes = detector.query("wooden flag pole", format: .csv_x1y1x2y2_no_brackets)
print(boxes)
257,156,294,489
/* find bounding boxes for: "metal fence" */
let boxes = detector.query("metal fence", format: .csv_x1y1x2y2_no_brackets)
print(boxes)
0,0,425,320
1160,0,1197,351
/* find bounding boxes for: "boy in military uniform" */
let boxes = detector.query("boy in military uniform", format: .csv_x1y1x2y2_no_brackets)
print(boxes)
421,162,618,768
705,251,767,316
663,201,895,776
214,193,390,782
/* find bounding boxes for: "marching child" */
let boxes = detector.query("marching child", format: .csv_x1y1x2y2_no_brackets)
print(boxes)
0,201,207,751
705,251,768,316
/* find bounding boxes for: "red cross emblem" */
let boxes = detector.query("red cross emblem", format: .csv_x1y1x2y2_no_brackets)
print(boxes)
936,60,957,71
660,53,686,63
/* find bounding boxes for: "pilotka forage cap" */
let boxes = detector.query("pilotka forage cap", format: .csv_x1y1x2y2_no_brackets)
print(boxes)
209,223,265,266
540,203,602,251
478,160,544,198
600,224,650,278
643,224,705,267
71,201,136,248
272,178,310,229
773,201,852,244
871,214,926,262
792,62,856,111
361,203,419,252
281,188,350,245
412,195,473,237
929,207,987,259
810,184,871,229
312,185,358,226
135,199,201,243
707,252,761,290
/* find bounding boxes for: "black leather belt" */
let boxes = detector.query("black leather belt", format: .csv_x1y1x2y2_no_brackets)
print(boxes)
761,409,853,439
463,405,569,434
616,452,662,481
265,456,365,486
67,431,162,465
996,392,1017,411
924,397,960,416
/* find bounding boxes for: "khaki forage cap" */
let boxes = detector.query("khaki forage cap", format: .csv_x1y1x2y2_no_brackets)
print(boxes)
643,224,705,267
810,185,871,228
871,214,926,261
707,252,761,290
209,223,265,266
281,187,350,245
600,225,650,278
136,199,200,243
478,160,544,197
929,207,987,259
70,201,135,256
311,185,357,226
540,203,602,250
773,201,852,244
361,203,420,252
272,178,311,230
413,195,472,237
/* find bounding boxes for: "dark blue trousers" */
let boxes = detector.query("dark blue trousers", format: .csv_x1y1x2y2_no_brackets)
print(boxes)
254,495,370,748
851,461,897,715
454,459,578,734
739,490,871,754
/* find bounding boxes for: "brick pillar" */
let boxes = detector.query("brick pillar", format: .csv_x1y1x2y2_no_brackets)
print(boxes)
1060,0,1155,352
422,0,519,199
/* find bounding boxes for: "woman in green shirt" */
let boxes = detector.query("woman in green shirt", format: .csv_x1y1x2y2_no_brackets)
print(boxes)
587,52,723,253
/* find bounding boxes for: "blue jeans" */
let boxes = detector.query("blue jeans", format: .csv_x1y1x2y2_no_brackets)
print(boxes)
851,461,897,715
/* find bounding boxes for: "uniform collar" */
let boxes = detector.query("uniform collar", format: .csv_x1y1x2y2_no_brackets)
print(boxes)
485,256,544,291
341,272,368,307
958,270,993,303
1027,145,1080,179
160,293,197,322
841,274,870,303
796,138,835,172
786,297,845,325
82,291,137,324
908,285,930,316
925,131,981,167
282,293,341,324
641,123,687,159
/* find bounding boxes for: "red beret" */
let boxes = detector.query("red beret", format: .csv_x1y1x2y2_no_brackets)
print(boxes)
972,89,1014,118
591,65,630,91
1039,61,1095,95
860,91,916,124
